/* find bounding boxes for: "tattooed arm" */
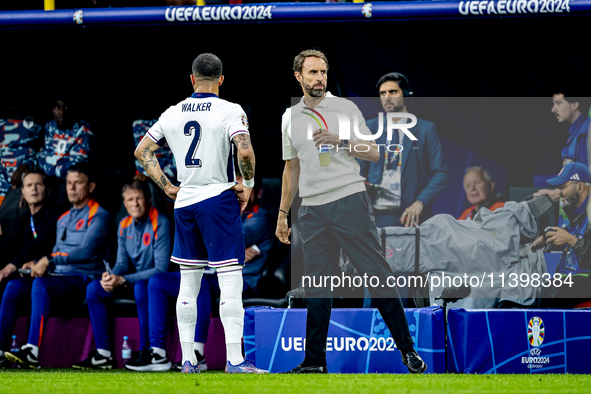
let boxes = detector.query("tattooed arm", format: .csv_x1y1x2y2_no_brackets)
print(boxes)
231,133,256,212
134,137,180,200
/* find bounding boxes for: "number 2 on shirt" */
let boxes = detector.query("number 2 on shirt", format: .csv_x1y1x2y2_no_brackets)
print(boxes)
184,120,202,168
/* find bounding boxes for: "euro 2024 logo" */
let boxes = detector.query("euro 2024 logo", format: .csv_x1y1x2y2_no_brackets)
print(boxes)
523,317,550,368
528,316,545,347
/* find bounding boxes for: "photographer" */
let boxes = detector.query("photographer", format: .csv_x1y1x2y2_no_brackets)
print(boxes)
531,162,591,308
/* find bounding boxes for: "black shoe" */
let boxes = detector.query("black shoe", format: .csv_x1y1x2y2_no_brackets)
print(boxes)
282,362,328,374
129,350,150,365
72,349,115,370
401,350,427,374
0,353,10,369
5,346,40,370
173,350,207,372
125,349,172,372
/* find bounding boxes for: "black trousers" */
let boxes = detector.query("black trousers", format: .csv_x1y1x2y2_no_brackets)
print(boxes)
298,191,414,365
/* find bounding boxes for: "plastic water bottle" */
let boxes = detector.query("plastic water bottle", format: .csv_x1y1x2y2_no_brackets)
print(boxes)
10,335,18,353
318,144,331,167
122,336,131,362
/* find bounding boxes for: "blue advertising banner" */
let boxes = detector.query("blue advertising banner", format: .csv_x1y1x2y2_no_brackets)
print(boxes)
3,1,591,28
448,309,591,374
244,306,444,373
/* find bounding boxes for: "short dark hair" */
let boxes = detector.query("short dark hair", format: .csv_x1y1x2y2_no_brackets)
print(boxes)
21,166,47,186
192,53,223,82
293,49,329,74
376,72,411,97
555,94,591,115
67,162,94,184
121,179,151,201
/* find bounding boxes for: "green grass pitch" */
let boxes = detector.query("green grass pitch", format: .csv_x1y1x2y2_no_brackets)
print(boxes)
1,370,590,394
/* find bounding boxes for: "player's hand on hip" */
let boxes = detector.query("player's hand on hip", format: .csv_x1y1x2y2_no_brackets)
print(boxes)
313,129,341,148
164,184,180,200
401,200,424,228
276,215,291,244
231,183,251,213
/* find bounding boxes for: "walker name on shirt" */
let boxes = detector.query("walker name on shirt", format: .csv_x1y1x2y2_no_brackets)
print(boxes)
165,5,273,23
182,102,212,112
459,0,570,16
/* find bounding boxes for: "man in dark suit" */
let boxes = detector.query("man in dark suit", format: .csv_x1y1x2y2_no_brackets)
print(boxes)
358,72,448,228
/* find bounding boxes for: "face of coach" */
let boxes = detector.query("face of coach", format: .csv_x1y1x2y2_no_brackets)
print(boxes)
66,171,95,209
294,56,328,98
123,188,150,220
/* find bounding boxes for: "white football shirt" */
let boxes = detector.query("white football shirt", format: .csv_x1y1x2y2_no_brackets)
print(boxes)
146,92,249,209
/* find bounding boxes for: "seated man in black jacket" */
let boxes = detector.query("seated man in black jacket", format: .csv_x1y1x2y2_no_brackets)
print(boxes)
0,167,60,367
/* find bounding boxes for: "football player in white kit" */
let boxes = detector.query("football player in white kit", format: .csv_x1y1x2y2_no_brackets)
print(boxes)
134,53,267,374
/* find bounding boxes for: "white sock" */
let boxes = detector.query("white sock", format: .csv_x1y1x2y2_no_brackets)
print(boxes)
23,344,39,358
97,348,111,358
0,350,4,357
152,347,166,358
217,265,245,366
176,265,204,366
194,342,205,356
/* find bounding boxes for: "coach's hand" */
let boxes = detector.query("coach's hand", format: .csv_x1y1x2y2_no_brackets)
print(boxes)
401,200,423,227
101,274,124,293
0,263,16,283
31,257,49,278
313,129,341,148
276,212,291,244
231,183,251,213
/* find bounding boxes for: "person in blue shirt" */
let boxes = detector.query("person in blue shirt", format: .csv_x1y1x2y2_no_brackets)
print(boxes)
358,72,448,228
124,178,280,372
71,179,171,370
39,98,94,179
536,93,591,203
3,163,111,369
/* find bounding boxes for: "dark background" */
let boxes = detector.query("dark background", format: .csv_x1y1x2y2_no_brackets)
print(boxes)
1,15,587,213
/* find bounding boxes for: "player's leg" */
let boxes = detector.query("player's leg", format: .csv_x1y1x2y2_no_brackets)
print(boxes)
170,203,208,373
176,265,204,368
330,192,426,373
192,272,218,371
217,265,244,365
197,189,267,374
